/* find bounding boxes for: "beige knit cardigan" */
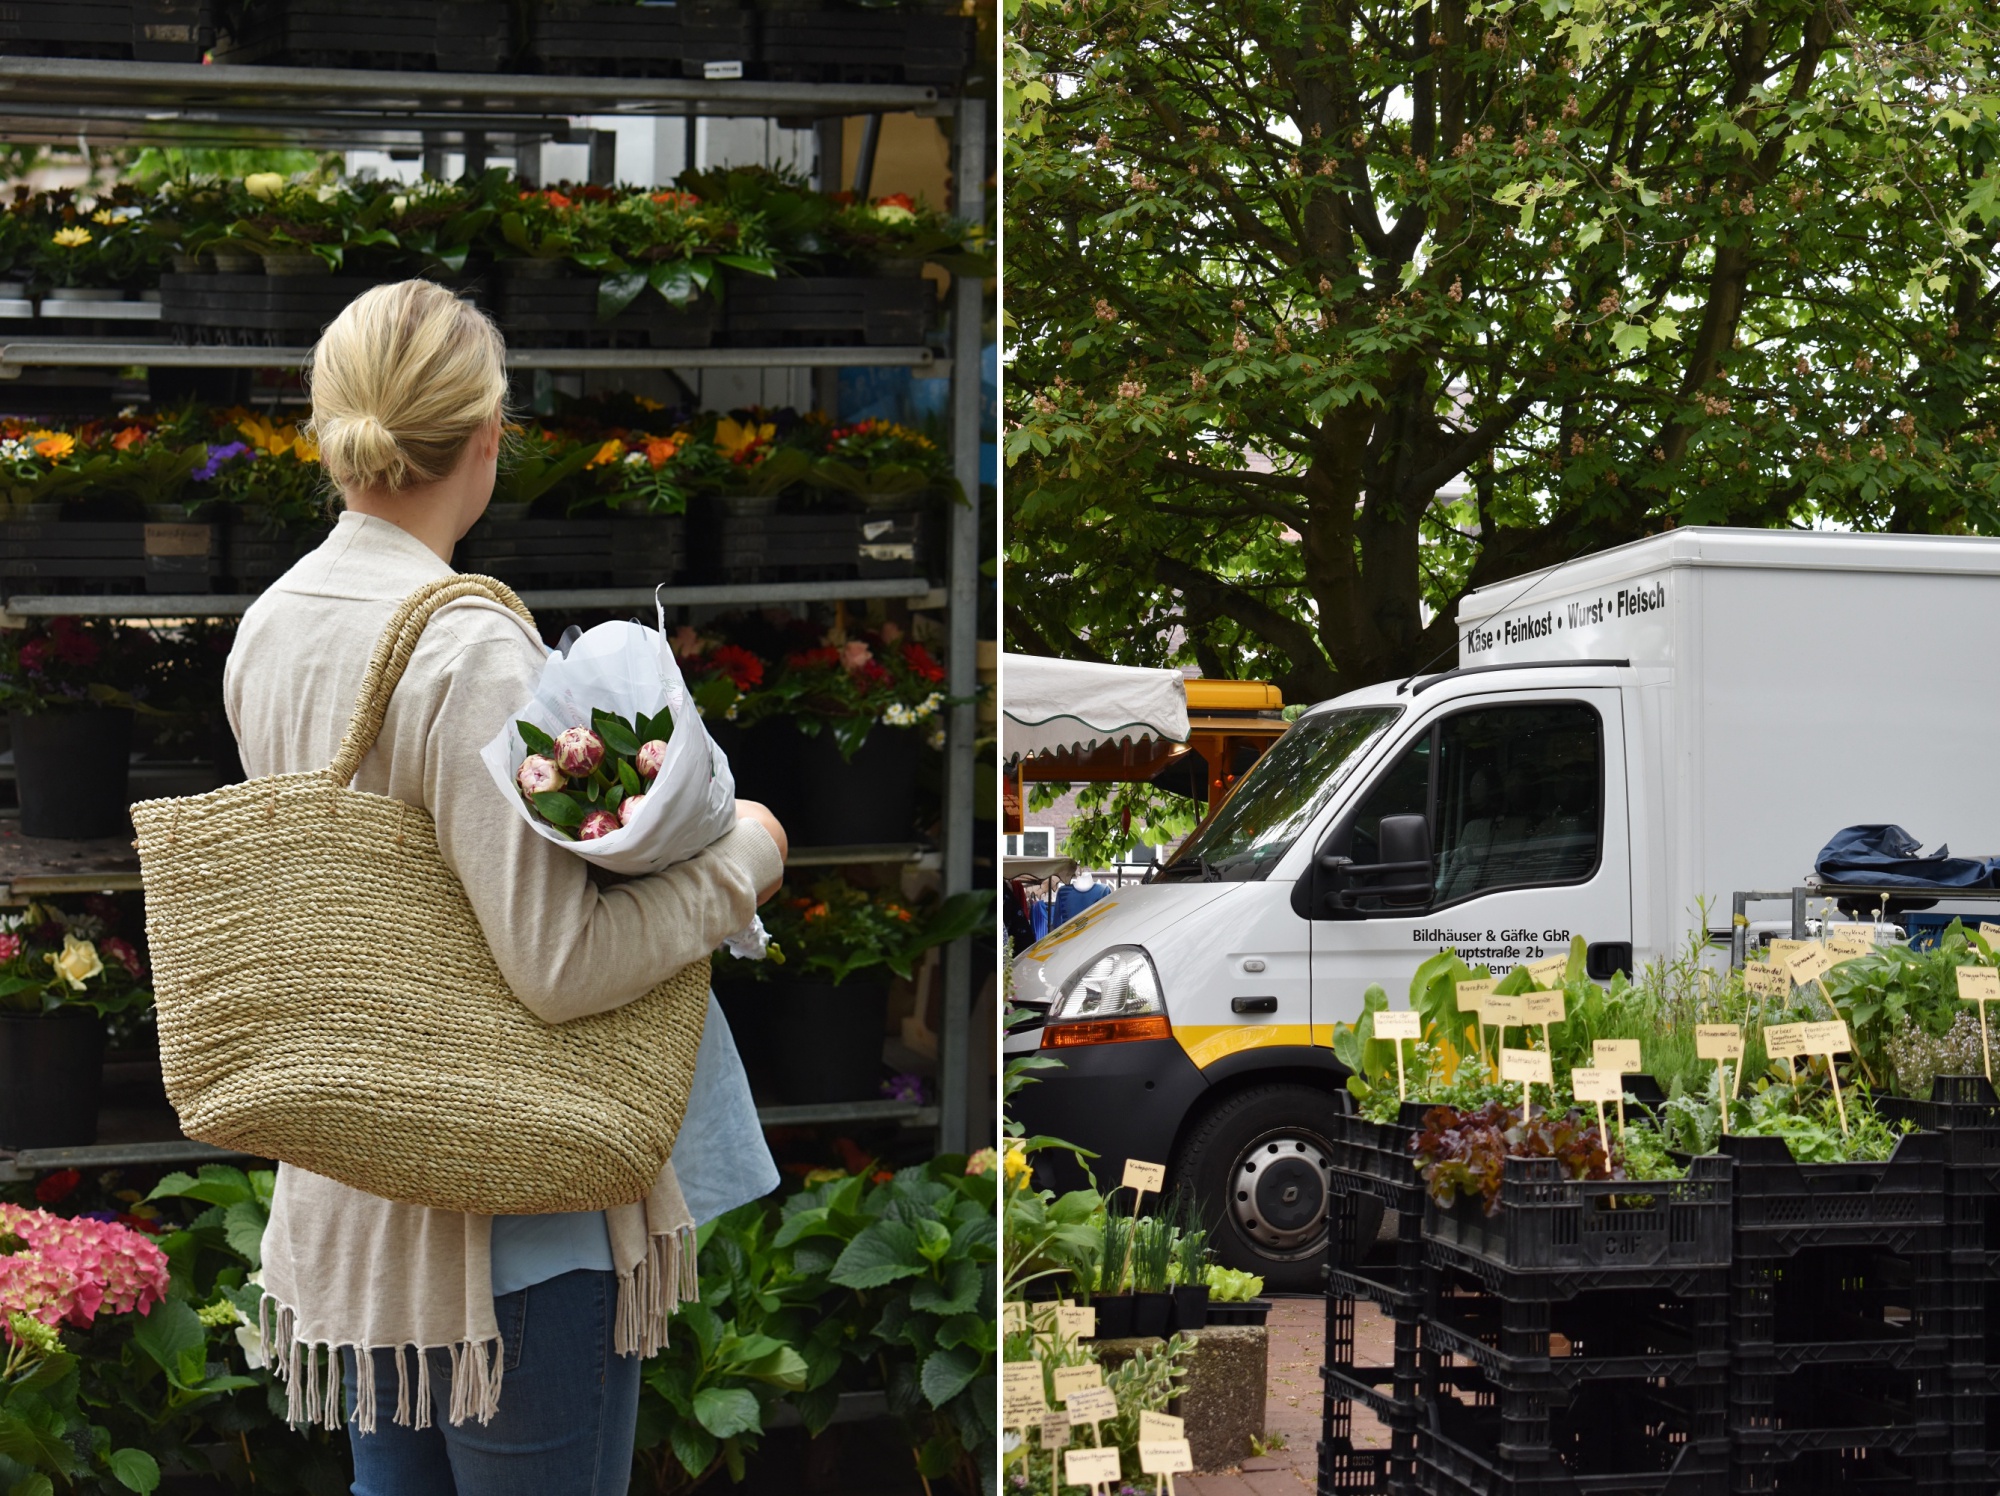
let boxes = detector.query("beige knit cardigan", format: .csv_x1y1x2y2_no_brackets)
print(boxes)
222,512,781,1431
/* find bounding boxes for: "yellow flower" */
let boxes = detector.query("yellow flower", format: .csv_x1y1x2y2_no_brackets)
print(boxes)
50,227,91,249
49,934,102,991
32,433,74,461
91,209,116,226
244,172,286,200
714,417,775,458
1003,1146,1031,1186
801,1167,847,1187
587,439,626,469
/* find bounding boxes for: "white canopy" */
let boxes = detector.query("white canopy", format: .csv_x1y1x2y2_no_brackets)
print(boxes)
1003,654,1190,766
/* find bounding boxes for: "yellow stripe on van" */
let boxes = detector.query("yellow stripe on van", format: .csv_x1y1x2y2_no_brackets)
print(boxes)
1178,1023,1317,1069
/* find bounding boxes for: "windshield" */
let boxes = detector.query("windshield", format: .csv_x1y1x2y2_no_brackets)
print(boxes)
1161,706,1403,882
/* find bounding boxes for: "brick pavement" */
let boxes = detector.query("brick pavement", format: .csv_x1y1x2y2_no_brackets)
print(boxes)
1176,1295,1392,1495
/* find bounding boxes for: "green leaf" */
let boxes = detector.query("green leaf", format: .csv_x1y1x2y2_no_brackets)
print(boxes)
829,1220,930,1288
130,1297,206,1386
692,1387,762,1439
592,708,642,758
919,1345,982,1408
617,758,643,797
8,1475,56,1496
914,1218,953,1263
222,1199,266,1267
597,270,649,321
517,720,555,756
107,1449,161,1495
530,791,586,828
145,1163,252,1208
668,1419,718,1478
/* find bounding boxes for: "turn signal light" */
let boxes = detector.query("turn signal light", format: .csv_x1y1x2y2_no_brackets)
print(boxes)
1042,1015,1173,1048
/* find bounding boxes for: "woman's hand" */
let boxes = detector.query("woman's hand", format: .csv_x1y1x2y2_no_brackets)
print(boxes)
735,799,787,902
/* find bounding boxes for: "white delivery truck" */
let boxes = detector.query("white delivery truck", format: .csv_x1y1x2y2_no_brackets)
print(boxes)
1007,527,2000,1286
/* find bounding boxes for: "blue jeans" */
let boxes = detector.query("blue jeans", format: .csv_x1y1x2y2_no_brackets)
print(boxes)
345,1269,640,1496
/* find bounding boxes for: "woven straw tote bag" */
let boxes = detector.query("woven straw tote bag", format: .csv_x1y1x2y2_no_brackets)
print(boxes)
131,575,711,1215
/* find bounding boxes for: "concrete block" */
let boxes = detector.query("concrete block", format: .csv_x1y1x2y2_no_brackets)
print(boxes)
1091,1325,1269,1473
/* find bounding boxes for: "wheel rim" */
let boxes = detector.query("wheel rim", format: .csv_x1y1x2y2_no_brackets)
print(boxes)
1228,1130,1333,1255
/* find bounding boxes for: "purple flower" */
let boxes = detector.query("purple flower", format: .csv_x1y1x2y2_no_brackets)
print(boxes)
192,441,250,482
881,1073,927,1103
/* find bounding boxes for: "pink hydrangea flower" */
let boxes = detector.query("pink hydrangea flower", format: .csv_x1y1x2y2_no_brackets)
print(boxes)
618,793,647,827
579,810,620,840
517,754,565,796
635,741,668,780
0,1204,168,1338
553,727,604,778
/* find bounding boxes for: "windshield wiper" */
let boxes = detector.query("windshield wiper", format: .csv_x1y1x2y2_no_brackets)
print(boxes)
1156,855,1221,883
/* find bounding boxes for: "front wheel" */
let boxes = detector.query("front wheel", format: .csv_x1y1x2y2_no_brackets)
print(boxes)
1171,1082,1374,1292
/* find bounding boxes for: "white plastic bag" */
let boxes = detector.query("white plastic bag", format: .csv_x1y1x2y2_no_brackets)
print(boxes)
479,599,769,957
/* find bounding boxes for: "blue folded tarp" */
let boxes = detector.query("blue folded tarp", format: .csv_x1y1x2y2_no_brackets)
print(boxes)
1814,824,2000,889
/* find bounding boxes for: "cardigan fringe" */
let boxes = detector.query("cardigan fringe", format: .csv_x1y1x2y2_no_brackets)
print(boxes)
255,1224,698,1432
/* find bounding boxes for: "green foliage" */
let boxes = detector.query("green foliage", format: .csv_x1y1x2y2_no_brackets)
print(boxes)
1025,779,1202,869
1004,0,2000,698
1826,919,1993,1095
1203,1267,1264,1303
717,881,993,987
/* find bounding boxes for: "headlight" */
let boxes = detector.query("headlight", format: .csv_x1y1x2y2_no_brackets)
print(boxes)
1049,946,1164,1024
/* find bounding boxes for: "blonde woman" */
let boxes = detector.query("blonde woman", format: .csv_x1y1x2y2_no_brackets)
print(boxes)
223,279,787,1494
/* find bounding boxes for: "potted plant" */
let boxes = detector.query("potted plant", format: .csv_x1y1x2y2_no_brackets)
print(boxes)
1090,1192,1136,1339
1203,1265,1270,1326
805,415,959,512
713,878,990,1104
201,412,333,588
1128,1213,1174,1338
29,187,171,303
748,625,949,846
825,191,981,278
0,617,152,839
0,900,154,1147
1168,1207,1211,1333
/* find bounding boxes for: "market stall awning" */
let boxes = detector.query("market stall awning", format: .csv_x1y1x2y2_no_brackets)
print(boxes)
1003,654,1190,766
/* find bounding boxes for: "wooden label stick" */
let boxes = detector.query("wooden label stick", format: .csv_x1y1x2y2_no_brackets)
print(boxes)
1375,1010,1420,1100
1594,1040,1640,1133
1118,1159,1166,1287
1764,1022,1807,1085
1065,1446,1122,1493
1696,1026,1743,1134
1803,1020,1853,1136
1500,1046,1552,1123
1573,1066,1621,1155
1958,965,2000,1084
1457,978,1495,1063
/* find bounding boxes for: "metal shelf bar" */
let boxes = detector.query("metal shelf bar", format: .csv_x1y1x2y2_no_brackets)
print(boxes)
0,56,940,119
2,578,942,618
0,341,938,372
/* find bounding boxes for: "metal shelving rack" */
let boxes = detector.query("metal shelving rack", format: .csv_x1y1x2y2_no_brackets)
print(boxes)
0,54,990,1159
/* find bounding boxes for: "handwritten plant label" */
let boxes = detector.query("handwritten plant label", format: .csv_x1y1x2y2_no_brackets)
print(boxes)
1002,1362,1045,1425
1957,966,2000,1005
1763,1023,1809,1060
1003,1302,1026,1334
1526,954,1569,987
1140,1440,1195,1474
1500,1047,1553,1083
1802,1019,1852,1055
1056,1305,1097,1341
1028,1300,1060,1336
1522,991,1566,1026
1455,977,1494,1017
1052,1365,1103,1400
1743,962,1791,999
1039,1411,1071,1449
1766,938,1809,963
1065,1385,1118,1424
1981,922,2000,948
1826,927,1877,961
1788,944,1835,987
1571,1066,1622,1103
1696,1025,1744,1061
1484,994,1526,1028
1122,1159,1167,1194
1374,1010,1421,1040
1594,1039,1642,1073
1139,1411,1185,1440
1065,1448,1124,1486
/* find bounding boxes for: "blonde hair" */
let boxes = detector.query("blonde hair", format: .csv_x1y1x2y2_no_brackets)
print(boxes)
306,280,508,495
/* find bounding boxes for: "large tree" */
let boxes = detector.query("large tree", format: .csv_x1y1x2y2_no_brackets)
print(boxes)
1004,0,2000,700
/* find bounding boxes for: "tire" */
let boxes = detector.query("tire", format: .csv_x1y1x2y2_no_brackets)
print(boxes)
1170,1081,1379,1292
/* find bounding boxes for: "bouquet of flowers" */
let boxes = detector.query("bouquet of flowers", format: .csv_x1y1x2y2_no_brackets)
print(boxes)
0,899,152,1018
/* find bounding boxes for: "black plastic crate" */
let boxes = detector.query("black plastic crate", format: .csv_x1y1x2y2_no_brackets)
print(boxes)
1332,1100,1428,1215
1323,1192,1423,1494
1728,1243,1951,1372
0,0,209,61
1426,1277,1731,1392
224,520,332,590
453,516,612,588
1729,1360,1951,1461
526,1,751,77
1730,1446,1959,1495
719,273,934,347
492,274,716,349
605,515,685,587
687,503,924,583
160,272,381,346
1879,1075,2000,1179
212,0,508,69
1721,1130,1946,1259
758,10,974,85
1423,1155,1733,1285
0,519,220,595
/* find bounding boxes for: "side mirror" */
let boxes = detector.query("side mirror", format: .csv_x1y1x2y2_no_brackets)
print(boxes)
1315,814,1434,913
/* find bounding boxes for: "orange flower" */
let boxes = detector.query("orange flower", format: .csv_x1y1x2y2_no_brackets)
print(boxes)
643,434,683,470
587,439,625,468
886,904,914,922
802,902,831,922
650,190,700,208
31,432,74,461
110,426,146,451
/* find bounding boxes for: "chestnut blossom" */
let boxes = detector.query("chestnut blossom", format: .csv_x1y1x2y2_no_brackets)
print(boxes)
635,741,669,780
579,810,620,841
517,755,565,796
553,727,604,777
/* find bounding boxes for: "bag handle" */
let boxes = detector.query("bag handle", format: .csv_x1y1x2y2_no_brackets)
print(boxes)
326,574,537,787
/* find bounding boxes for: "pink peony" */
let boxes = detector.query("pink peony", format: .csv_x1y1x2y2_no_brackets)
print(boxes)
553,727,604,778
669,625,704,660
517,754,566,796
635,740,668,780
579,810,620,840
618,793,647,827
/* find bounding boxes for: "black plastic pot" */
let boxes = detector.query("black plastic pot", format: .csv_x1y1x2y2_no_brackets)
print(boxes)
1203,1297,1272,1327
710,718,803,833
1131,1292,1172,1339
1170,1284,1210,1333
718,977,889,1105
1092,1295,1135,1340
788,722,920,847
10,708,133,839
0,1009,103,1148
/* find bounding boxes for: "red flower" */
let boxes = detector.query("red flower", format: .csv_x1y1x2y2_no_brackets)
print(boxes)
100,937,144,981
17,638,47,673
34,1169,81,1205
709,644,765,691
874,193,917,213
855,661,893,693
901,643,946,683
0,933,20,962
786,647,841,670
47,619,99,668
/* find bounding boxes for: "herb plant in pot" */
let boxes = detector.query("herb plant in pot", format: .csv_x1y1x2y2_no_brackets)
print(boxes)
714,878,991,1104
1,617,147,839
1090,1193,1135,1339
1168,1208,1211,1333
0,900,152,1148
1128,1214,1173,1338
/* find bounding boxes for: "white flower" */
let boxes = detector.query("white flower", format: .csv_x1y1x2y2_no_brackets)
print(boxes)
390,195,408,214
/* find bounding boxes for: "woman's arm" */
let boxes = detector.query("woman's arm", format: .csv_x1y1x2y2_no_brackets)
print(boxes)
418,626,784,1025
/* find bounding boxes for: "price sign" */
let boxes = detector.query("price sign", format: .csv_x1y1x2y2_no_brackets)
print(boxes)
1122,1159,1167,1194
1743,962,1791,999
1695,1025,1744,1060
1484,994,1526,1028
1788,944,1834,987
1028,1300,1059,1336
1526,954,1569,987
1065,1385,1118,1425
1456,977,1494,1017
1374,1010,1421,1040
1139,1412,1185,1440
1763,1022,1808,1079
1571,1066,1622,1102
1801,1019,1853,1137
1052,1365,1103,1400
1065,1448,1124,1489
1038,1412,1071,1449
1766,938,1809,963
1981,922,2000,948
1002,1363,1045,1426
1056,1304,1097,1342
1826,927,1877,961
1522,991,1566,1025
1594,1039,1641,1073
1140,1439,1194,1474
1500,1046,1553,1083
1003,1302,1026,1334
1958,965,2000,1082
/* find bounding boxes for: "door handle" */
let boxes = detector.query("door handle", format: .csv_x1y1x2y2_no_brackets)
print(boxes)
1231,996,1278,1015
